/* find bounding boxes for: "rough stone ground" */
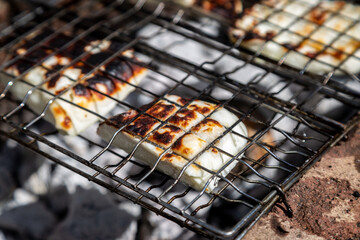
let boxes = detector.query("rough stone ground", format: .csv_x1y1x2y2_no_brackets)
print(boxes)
244,123,360,240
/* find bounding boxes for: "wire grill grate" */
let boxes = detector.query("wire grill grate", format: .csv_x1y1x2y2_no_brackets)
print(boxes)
0,0,360,239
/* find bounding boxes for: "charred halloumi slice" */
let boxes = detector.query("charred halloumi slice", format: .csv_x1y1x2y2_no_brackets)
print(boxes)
1,30,147,135
97,95,248,192
230,0,360,75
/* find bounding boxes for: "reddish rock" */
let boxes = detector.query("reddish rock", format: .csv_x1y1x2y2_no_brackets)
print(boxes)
244,124,360,240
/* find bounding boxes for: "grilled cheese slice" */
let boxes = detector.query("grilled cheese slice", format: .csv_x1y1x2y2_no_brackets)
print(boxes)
230,0,360,75
1,30,147,135
97,95,248,192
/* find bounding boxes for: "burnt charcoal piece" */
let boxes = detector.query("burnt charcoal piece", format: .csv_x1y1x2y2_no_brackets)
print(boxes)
0,202,57,239
0,168,16,200
41,185,70,219
0,141,44,199
49,187,134,240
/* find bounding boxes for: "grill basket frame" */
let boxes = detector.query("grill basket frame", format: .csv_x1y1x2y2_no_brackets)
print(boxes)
0,0,360,239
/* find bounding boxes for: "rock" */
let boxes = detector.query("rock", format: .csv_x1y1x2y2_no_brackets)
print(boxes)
244,124,360,240
0,202,57,239
49,187,134,240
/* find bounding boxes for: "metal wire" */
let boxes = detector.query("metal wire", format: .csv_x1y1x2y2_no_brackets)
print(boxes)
0,0,360,239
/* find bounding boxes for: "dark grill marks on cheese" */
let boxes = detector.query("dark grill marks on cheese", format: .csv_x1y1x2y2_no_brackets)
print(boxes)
104,96,232,160
296,39,323,58
163,153,175,161
168,96,189,106
171,133,207,159
192,119,222,132
11,59,33,74
282,43,296,50
52,105,73,130
149,125,183,148
23,47,51,63
307,7,331,25
179,97,189,106
169,109,198,130
230,0,360,74
188,101,217,116
86,75,115,98
4,28,148,135
172,133,186,152
74,63,92,75
126,115,159,137
62,116,72,129
47,74,62,89
6,28,146,109
46,65,64,88
86,52,135,80
189,105,211,116
106,60,134,81
105,109,138,128
73,84,92,100
321,48,347,61
146,102,177,121
244,30,277,41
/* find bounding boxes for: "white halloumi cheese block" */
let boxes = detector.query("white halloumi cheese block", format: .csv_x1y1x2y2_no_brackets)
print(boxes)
191,118,225,142
172,133,208,159
210,108,248,169
1,31,147,135
97,95,248,192
187,99,218,116
169,109,205,132
230,0,360,75
2,65,47,109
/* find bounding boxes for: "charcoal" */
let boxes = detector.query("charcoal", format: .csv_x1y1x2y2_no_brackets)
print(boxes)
17,147,44,187
41,185,70,219
49,187,134,240
0,202,57,239
0,142,18,172
0,141,44,191
0,168,16,200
